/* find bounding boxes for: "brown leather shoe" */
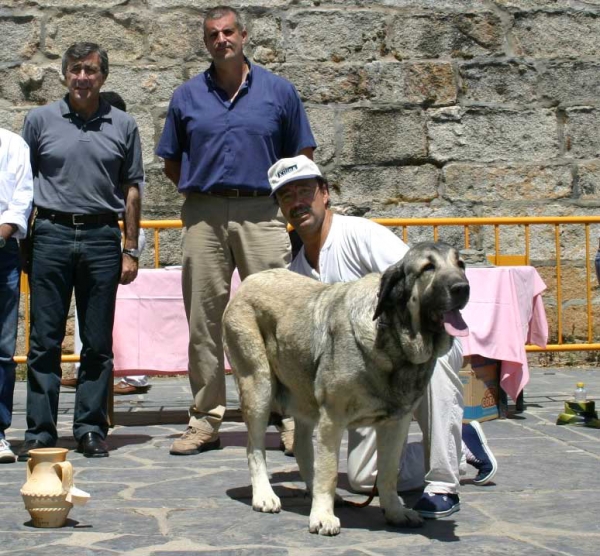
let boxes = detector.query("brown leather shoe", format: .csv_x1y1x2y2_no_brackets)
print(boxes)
169,426,220,456
61,377,77,388
113,381,151,395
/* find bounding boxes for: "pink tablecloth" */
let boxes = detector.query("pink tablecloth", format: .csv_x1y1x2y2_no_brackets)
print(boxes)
113,269,241,375
461,267,548,401
113,266,549,401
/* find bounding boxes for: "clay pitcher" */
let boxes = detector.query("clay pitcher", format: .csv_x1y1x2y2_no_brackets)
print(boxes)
20,447,90,528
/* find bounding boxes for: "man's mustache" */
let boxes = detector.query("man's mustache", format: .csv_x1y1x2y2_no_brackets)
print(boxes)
289,206,311,219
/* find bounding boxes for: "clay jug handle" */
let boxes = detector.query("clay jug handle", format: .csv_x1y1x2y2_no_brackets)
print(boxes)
54,461,74,493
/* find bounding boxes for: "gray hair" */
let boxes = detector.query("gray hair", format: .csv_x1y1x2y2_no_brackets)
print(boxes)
62,42,109,78
203,5,245,37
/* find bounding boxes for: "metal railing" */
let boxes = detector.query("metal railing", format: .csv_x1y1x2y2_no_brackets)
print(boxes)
14,215,600,364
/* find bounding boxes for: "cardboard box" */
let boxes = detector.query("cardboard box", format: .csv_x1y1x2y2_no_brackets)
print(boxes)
460,355,499,423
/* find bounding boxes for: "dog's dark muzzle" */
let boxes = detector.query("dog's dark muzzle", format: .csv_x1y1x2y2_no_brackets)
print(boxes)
450,281,470,309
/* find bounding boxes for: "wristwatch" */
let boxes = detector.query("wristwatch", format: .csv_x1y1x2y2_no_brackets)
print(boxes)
122,247,140,260
0,236,5,249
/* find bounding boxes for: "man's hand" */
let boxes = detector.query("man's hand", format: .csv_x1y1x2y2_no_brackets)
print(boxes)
120,253,138,285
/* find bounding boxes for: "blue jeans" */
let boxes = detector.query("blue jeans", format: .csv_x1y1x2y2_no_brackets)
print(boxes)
0,238,20,439
26,218,122,444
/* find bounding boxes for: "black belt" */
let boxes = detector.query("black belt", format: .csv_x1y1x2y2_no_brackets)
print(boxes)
36,208,118,226
201,188,270,198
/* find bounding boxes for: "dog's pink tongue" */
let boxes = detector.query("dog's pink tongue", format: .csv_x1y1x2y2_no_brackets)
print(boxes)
443,310,469,337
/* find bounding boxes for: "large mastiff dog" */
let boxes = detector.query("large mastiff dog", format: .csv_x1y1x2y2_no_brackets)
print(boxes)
222,242,469,536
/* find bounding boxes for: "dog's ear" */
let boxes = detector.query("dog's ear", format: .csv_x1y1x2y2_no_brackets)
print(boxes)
373,260,406,321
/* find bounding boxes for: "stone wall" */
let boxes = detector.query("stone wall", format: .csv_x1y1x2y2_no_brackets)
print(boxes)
3,0,600,351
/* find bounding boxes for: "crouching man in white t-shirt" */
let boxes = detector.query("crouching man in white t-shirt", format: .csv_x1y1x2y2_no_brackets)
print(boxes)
267,155,498,519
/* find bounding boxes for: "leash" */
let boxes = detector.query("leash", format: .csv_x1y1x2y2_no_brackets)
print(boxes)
343,484,378,508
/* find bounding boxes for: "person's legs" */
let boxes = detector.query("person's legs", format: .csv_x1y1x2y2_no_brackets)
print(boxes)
25,219,75,448
228,197,291,278
72,222,122,444
462,420,498,485
0,239,20,463
171,194,232,455
229,196,292,448
412,339,464,518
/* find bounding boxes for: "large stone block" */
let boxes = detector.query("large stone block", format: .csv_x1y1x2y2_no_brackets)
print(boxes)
305,105,336,166
366,61,456,105
475,203,600,261
25,0,125,6
336,164,439,206
513,12,600,58
0,15,39,64
539,62,600,107
459,61,537,105
148,11,204,60
45,11,146,63
443,163,573,202
564,107,600,159
340,108,426,165
246,14,285,64
496,0,600,8
428,107,559,163
577,160,600,200
129,106,156,166
148,0,288,7
143,165,184,210
285,10,387,63
0,108,27,133
18,63,66,105
0,63,67,106
387,12,504,60
105,66,184,108
313,0,488,7
357,201,476,247
274,63,369,104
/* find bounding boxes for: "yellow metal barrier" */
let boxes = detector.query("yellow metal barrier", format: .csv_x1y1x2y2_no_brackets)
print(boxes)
14,215,600,365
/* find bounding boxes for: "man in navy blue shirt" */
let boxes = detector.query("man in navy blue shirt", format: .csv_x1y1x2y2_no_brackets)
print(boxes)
156,5,316,456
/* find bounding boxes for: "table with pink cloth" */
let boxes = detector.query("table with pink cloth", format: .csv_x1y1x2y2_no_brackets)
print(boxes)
112,268,240,376
113,266,549,402
461,266,548,401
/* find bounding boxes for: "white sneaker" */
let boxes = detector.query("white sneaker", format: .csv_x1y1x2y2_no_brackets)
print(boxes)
0,438,16,463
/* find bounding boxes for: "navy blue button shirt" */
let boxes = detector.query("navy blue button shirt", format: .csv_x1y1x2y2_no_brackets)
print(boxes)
156,62,316,194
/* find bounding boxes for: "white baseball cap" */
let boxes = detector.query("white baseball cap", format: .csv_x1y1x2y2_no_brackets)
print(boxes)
268,155,322,195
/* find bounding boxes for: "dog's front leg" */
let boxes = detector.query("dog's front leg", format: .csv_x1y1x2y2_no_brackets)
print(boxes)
309,410,344,536
376,416,423,528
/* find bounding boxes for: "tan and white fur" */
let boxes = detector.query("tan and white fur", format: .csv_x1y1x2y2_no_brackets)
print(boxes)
222,242,469,536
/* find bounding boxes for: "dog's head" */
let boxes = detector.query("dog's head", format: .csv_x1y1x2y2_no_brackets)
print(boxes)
373,242,469,362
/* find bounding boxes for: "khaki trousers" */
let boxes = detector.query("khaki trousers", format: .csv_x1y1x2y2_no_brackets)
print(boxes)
181,193,291,431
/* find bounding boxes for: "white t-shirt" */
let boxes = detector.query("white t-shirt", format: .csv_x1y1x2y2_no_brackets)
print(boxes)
0,127,33,239
289,214,409,283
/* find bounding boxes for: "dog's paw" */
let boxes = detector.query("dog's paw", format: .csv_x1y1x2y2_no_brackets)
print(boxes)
252,492,281,513
309,511,341,536
383,506,424,528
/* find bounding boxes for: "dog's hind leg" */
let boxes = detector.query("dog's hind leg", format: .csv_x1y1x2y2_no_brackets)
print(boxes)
309,410,344,536
293,418,315,493
224,321,281,513
376,415,423,528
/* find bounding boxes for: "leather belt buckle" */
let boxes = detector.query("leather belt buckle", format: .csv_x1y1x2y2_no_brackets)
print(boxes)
72,214,85,226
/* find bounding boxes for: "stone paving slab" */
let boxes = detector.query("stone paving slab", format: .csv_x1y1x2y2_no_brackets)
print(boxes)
1,368,600,555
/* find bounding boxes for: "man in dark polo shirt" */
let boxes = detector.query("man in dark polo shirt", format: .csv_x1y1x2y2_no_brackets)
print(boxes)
19,42,144,460
156,5,316,456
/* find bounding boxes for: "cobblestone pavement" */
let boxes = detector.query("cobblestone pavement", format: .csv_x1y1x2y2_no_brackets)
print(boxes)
1,368,600,555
